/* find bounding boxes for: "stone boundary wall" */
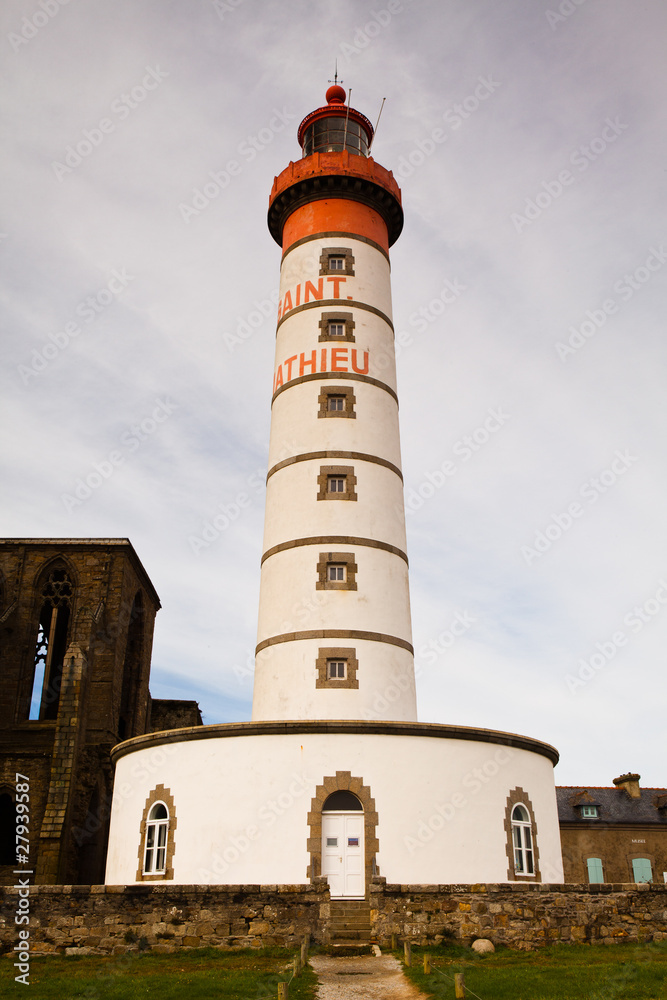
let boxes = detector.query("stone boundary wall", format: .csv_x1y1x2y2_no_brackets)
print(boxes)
0,883,328,956
369,880,667,950
0,881,665,955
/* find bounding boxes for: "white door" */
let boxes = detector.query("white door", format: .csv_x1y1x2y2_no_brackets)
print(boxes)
322,812,364,898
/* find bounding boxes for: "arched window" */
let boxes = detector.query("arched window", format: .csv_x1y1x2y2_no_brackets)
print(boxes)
511,803,534,875
30,566,73,720
323,790,362,811
136,785,176,880
143,802,169,874
504,788,540,881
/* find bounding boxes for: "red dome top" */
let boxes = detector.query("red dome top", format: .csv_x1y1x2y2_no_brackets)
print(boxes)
325,84,346,105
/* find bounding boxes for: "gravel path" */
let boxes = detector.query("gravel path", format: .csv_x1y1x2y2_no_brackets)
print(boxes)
309,953,430,999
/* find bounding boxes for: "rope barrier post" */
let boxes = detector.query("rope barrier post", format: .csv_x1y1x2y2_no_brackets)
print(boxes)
391,933,397,951
424,953,431,974
404,940,411,966
278,983,288,999
300,939,308,967
454,971,465,997
293,955,300,977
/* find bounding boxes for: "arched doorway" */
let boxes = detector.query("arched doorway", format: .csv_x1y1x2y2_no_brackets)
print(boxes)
322,790,364,898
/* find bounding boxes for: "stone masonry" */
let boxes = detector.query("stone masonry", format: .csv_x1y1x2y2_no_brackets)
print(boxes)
0,881,664,955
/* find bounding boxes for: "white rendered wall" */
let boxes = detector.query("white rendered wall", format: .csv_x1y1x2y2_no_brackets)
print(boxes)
105,730,563,886
253,230,416,722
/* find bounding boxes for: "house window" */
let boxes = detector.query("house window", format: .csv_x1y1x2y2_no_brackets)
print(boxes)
318,385,356,419
581,805,599,818
317,465,357,502
30,566,74,720
511,804,534,875
136,784,177,881
318,311,355,342
504,788,540,881
328,659,346,679
632,857,653,883
319,247,355,277
316,647,359,689
587,857,604,883
316,552,357,591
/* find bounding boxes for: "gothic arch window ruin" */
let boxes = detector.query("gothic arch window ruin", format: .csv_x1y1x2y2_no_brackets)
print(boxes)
29,563,74,720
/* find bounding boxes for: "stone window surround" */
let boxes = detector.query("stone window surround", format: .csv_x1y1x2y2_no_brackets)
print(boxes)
316,552,357,591
136,783,176,881
317,465,357,502
318,385,356,419
307,771,379,897
318,311,356,343
319,247,355,277
504,787,541,882
316,647,359,689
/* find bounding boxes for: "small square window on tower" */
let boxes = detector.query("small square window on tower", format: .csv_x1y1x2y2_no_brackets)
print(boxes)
316,647,359,688
317,465,357,501
318,311,355,342
328,659,346,679
319,247,355,276
316,552,357,591
318,385,356,419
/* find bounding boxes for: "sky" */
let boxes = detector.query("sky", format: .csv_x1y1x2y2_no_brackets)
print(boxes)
2,0,666,788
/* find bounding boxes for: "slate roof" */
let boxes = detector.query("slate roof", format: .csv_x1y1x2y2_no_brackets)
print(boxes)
556,785,667,825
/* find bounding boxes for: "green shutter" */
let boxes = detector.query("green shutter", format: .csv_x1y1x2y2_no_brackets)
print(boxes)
632,858,652,882
586,857,604,883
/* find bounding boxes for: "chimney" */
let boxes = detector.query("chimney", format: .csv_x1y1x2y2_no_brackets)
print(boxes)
613,772,641,798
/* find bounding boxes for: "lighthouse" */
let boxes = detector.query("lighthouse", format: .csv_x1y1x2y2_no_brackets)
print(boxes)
253,84,416,723
105,86,564,896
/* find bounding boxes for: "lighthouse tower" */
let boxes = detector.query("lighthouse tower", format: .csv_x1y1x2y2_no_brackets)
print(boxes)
253,85,416,723
105,86,564,895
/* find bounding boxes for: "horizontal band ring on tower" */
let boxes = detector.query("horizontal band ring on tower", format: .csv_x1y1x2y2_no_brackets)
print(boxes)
261,535,409,566
281,231,391,265
276,298,394,333
266,450,403,482
272,371,398,405
256,629,414,655
268,172,404,247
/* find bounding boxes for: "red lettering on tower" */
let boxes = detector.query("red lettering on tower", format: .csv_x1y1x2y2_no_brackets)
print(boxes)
282,290,293,314
305,279,324,302
351,349,369,374
331,347,349,372
284,355,298,380
326,275,346,298
299,351,317,376
274,365,284,391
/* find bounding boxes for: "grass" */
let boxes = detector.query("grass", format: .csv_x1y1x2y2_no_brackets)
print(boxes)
0,946,318,999
399,940,667,999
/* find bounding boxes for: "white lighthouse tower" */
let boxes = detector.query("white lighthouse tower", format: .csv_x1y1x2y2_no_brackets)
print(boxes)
253,83,416,724
105,87,564,896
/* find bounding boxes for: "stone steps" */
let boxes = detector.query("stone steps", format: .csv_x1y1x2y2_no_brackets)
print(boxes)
328,899,372,948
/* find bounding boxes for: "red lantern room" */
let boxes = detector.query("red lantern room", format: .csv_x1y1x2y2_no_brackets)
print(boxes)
297,85,375,157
